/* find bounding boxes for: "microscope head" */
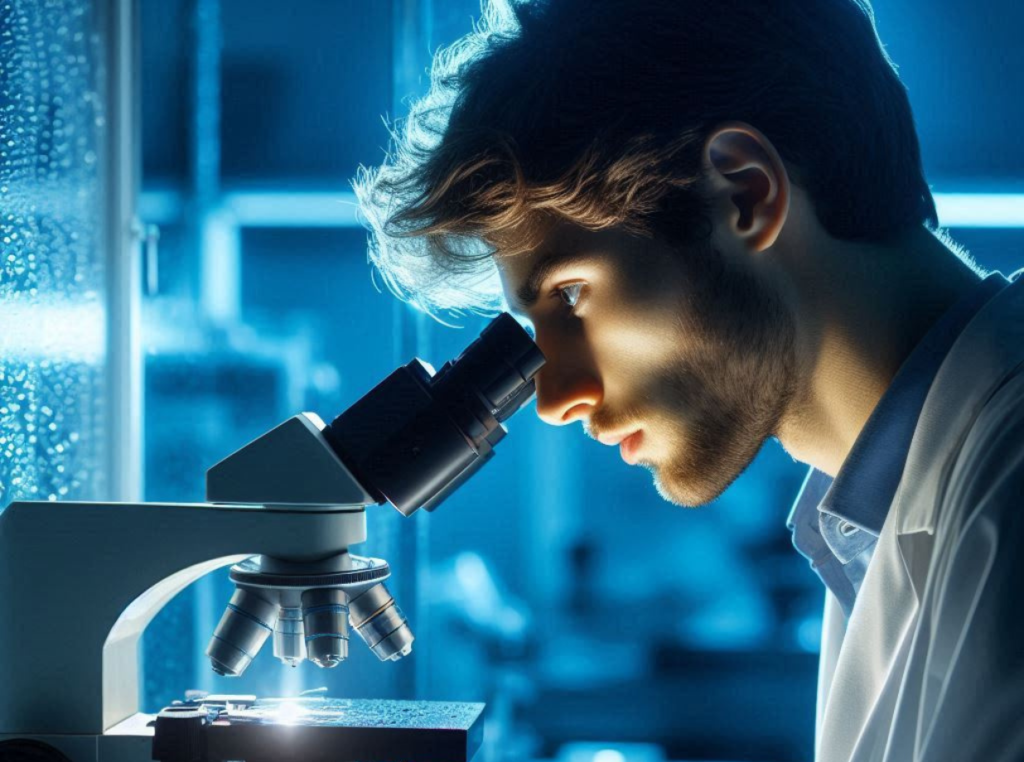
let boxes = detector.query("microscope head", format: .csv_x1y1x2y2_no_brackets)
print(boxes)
204,313,544,676
323,311,545,515
206,313,543,515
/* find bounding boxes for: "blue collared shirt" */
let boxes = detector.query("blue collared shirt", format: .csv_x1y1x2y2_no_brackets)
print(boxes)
787,272,1010,616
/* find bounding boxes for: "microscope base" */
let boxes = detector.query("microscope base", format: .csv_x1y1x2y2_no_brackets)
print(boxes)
0,700,485,762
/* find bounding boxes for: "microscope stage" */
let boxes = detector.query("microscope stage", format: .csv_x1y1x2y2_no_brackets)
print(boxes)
155,698,485,762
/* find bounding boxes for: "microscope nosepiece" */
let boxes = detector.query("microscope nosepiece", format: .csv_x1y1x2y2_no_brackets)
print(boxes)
302,588,349,668
349,582,414,662
206,588,279,677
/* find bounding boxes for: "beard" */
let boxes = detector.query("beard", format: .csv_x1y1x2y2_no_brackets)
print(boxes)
590,240,798,507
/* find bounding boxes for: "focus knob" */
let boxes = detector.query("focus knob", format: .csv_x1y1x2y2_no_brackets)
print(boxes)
152,707,207,762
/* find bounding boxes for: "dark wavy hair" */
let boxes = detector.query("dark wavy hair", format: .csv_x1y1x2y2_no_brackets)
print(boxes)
354,0,938,316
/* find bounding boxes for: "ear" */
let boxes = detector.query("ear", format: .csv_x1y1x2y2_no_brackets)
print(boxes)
702,122,790,252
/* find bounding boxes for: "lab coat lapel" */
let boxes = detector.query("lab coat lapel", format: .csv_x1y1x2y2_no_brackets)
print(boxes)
817,505,920,762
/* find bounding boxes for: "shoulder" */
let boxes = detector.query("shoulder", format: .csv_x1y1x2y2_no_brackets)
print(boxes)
944,365,1024,528
914,368,1024,760
925,365,1024,617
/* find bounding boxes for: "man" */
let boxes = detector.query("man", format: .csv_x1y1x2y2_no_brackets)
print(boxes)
355,1,1024,759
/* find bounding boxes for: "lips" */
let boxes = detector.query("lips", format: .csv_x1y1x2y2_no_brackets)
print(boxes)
619,430,643,465
595,428,643,464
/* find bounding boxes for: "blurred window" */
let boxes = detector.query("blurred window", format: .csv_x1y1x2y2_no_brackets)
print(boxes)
1,0,110,508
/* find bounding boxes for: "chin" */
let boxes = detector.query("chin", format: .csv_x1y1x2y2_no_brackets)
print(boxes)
648,459,742,508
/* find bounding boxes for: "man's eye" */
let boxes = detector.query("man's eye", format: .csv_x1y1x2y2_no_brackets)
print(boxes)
558,283,584,308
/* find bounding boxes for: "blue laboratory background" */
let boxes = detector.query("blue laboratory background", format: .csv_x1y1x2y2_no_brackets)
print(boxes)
55,1,1024,761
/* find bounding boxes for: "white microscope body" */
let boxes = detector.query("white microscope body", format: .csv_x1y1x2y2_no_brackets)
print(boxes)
0,314,544,762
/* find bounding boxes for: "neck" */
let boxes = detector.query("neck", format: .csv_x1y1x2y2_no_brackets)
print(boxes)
776,225,982,476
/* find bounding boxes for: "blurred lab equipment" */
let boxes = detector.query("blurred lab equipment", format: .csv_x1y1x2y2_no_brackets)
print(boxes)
426,551,538,762
0,314,542,762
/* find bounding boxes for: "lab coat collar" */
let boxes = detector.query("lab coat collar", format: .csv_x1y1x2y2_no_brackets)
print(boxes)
788,273,1008,614
822,273,1009,536
897,269,1024,536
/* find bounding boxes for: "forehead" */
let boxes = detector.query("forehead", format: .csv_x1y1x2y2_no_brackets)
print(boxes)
495,221,659,308
495,219,576,275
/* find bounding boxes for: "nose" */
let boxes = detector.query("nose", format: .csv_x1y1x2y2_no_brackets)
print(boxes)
534,355,603,426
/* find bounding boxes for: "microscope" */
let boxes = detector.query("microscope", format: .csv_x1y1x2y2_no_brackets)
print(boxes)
0,314,543,762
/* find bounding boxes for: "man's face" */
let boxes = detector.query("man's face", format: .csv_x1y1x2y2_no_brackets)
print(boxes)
499,220,798,507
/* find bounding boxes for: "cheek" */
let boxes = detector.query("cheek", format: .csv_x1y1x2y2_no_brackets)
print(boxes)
595,319,680,382
589,280,693,379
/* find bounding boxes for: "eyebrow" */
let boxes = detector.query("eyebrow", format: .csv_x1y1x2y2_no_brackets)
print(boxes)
513,250,592,310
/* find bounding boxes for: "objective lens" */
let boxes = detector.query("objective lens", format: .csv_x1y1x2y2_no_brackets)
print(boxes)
206,588,279,677
349,582,414,662
302,588,349,669
273,606,306,667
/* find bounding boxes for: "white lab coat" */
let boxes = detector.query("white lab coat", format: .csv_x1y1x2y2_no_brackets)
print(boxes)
815,272,1024,762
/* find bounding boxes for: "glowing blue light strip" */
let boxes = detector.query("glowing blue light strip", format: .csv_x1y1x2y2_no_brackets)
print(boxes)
139,191,1024,229
224,192,362,228
934,194,1024,228
138,190,362,227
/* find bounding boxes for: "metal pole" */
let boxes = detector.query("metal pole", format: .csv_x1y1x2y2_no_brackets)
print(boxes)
189,0,224,694
104,0,143,503
190,0,237,324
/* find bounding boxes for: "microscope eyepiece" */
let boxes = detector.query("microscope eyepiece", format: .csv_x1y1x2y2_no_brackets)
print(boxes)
432,311,546,424
323,313,544,516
